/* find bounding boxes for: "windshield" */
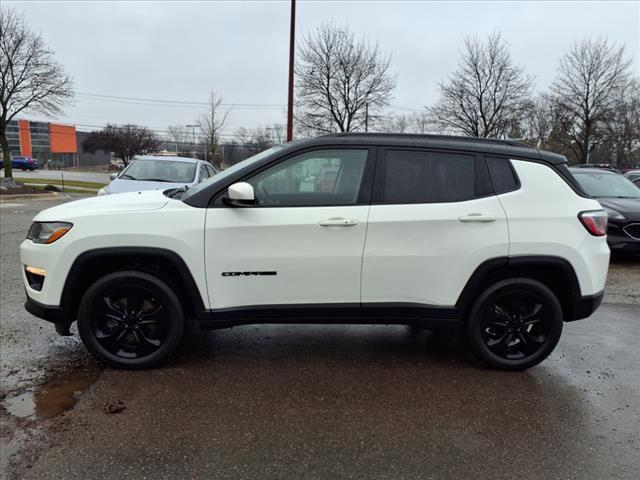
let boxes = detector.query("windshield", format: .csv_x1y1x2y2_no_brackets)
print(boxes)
572,171,640,198
180,146,285,201
119,160,197,183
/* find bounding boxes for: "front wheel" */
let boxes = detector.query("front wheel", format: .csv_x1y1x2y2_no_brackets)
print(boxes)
77,271,184,369
466,278,563,370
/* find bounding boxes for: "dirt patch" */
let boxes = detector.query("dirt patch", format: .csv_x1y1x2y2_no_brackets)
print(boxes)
0,178,49,196
0,186,49,195
605,257,640,305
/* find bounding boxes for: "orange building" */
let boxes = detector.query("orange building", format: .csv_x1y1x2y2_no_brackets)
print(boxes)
8,119,80,167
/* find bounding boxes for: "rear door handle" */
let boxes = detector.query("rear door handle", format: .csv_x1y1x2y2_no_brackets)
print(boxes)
318,218,359,227
458,213,496,223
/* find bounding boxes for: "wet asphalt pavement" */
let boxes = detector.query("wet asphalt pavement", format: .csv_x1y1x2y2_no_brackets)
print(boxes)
2,197,640,479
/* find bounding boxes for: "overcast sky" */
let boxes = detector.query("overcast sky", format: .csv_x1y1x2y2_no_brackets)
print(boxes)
8,0,640,138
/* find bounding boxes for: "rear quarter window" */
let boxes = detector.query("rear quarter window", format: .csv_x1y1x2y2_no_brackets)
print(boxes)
485,156,519,194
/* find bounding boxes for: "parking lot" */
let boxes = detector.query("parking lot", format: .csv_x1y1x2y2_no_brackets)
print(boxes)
1,197,639,479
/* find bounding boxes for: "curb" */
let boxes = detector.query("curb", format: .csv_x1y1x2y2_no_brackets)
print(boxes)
0,192,65,202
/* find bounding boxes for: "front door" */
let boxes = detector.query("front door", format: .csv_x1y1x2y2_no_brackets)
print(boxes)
205,147,374,311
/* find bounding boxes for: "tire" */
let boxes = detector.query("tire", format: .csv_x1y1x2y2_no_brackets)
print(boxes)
77,270,184,369
465,277,563,371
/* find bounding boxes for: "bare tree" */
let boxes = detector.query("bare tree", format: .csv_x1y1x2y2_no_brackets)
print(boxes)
234,125,276,155
604,78,640,168
0,7,74,178
382,113,411,133
428,32,532,138
551,38,632,164
270,123,285,144
200,89,231,167
522,94,557,148
381,112,431,134
82,124,159,166
295,22,397,134
411,111,430,134
166,125,191,153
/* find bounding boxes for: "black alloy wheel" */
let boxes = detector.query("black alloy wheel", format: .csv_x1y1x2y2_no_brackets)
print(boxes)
78,271,184,369
466,278,563,370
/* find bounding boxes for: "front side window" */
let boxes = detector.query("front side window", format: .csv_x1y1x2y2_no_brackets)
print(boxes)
199,164,210,182
247,149,368,206
382,149,476,204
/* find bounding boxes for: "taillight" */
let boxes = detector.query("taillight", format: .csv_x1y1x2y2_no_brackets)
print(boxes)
578,210,607,236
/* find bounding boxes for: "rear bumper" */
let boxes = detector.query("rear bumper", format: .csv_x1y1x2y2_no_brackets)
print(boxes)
568,290,604,322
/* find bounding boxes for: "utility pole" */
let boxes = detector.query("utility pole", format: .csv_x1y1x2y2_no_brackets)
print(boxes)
286,0,296,142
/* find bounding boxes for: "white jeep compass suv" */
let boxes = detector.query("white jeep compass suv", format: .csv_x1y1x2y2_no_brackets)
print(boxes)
21,134,609,370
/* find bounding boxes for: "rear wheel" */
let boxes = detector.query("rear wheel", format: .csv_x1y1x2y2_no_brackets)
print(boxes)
466,278,563,370
77,271,184,369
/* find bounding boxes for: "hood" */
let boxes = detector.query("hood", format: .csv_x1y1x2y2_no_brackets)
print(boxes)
106,179,191,194
596,197,640,221
34,190,169,221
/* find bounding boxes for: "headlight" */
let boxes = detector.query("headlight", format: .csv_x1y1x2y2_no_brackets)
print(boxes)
97,188,108,196
603,207,625,220
27,222,73,244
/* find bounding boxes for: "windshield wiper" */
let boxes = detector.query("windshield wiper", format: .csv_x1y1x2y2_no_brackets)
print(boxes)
120,173,136,180
167,185,190,198
142,178,175,183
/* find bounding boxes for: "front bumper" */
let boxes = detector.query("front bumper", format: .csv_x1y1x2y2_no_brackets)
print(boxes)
607,222,640,254
24,294,72,336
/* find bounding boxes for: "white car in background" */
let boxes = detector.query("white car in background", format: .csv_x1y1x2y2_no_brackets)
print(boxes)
98,156,217,195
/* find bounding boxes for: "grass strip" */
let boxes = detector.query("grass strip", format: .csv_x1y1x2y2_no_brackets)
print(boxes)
13,177,106,189
29,185,98,195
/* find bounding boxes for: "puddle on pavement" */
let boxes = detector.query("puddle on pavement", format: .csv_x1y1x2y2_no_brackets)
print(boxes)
2,364,103,420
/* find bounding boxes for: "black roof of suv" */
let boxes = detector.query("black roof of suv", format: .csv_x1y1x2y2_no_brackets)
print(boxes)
312,133,566,165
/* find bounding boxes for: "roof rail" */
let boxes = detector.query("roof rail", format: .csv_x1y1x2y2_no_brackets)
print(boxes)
324,132,533,149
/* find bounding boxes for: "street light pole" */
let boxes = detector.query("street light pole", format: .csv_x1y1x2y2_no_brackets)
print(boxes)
186,124,199,159
286,0,296,142
365,102,369,133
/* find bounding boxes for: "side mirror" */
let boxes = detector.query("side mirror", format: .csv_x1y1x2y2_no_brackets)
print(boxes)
109,173,118,180
225,182,255,207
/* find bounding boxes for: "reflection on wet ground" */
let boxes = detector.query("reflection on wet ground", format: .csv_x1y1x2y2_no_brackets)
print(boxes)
2,364,102,420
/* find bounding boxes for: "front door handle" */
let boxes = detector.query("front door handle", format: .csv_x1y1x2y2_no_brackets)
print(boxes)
458,213,496,223
318,218,359,227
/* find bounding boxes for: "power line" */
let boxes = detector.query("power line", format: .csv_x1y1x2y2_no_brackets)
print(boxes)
76,91,423,112
76,92,285,109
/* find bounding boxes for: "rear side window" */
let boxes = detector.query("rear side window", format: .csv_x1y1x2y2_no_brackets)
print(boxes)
381,149,477,203
485,156,519,194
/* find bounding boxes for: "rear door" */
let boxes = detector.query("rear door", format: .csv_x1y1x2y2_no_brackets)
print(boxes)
362,148,509,307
